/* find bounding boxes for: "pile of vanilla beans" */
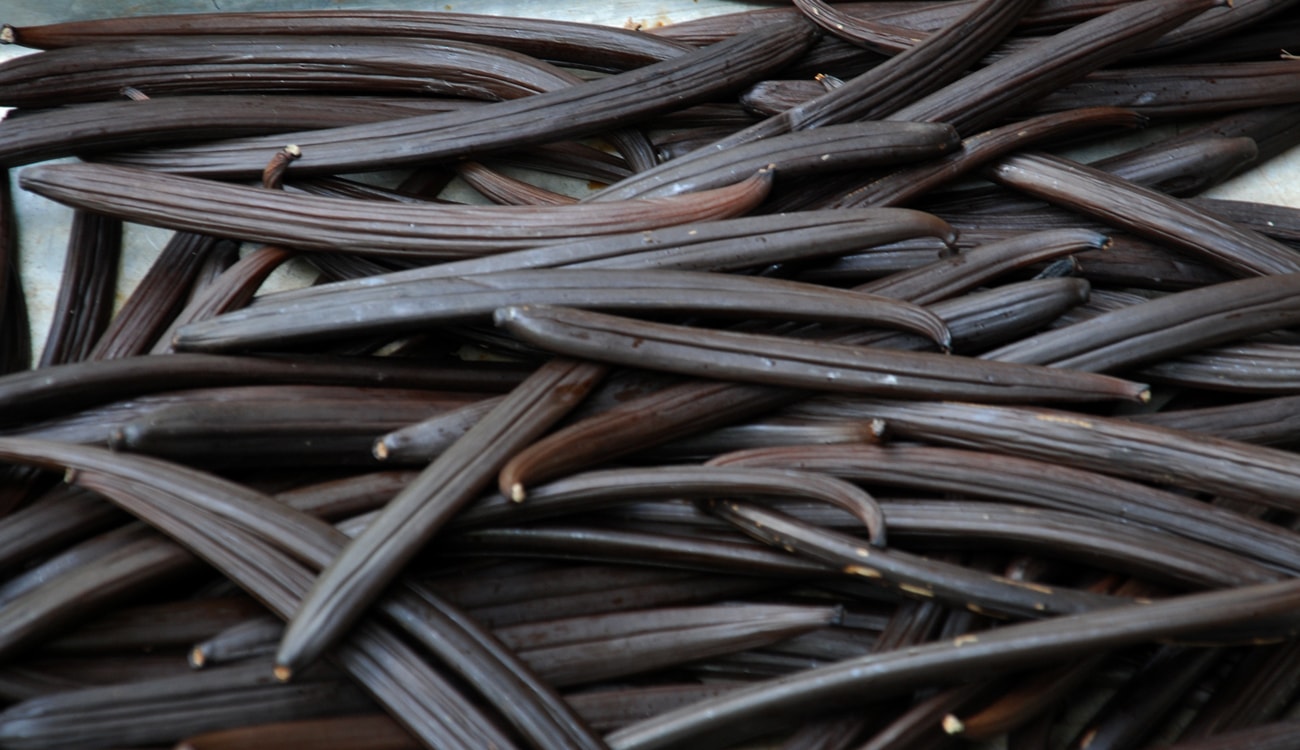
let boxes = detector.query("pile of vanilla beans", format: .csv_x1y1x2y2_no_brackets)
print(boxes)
1,1,1300,748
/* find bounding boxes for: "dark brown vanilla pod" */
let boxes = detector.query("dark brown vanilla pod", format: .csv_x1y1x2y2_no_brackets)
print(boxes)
445,524,832,578
20,163,772,258
0,659,375,750
495,305,1149,404
1035,61,1300,118
0,352,526,426
190,616,284,668
45,597,263,656
0,35,586,108
37,211,120,367
607,577,1300,750
463,465,885,543
854,229,1107,305
1139,341,1300,393
172,268,950,353
0,485,122,573
806,398,1300,513
981,273,1300,372
1156,721,1300,750
1131,0,1300,59
374,396,502,464
107,386,483,467
587,122,959,201
647,418,883,461
1129,394,1300,446
0,168,29,374
0,10,690,70
709,443,1300,577
0,523,160,608
0,528,200,659
1192,197,1300,244
710,500,1120,618
987,152,1300,276
98,22,817,177
0,95,468,168
831,107,1146,208
510,605,841,687
276,359,605,679
151,245,295,354
261,208,955,292
885,0,1222,135
88,232,229,360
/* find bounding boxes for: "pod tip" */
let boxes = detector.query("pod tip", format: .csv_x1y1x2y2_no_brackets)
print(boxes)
372,440,390,461
510,483,526,503
942,715,965,735
273,664,293,682
0,26,14,45
188,647,206,669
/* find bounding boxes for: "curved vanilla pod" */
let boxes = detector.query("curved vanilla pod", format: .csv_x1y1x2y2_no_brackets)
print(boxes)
592,0,1032,197
0,660,374,750
495,305,1148,404
19,163,772,257
0,10,690,70
1140,342,1300,393
87,232,231,360
606,575,1300,750
492,277,1089,492
588,122,959,201
803,398,1300,513
832,107,1145,208
854,229,1106,305
462,465,885,544
35,210,118,368
1036,61,1300,117
1192,197,1300,243
276,359,605,678
150,246,295,354
0,95,465,167
840,277,1092,351
373,396,502,464
982,273,1300,372
711,500,1119,618
0,352,525,425
97,22,816,176
261,208,956,293
1088,135,1261,198
647,419,883,462
172,268,950,353
987,152,1300,276
711,443,1300,575
885,0,1222,135
455,161,575,206
0,35,593,108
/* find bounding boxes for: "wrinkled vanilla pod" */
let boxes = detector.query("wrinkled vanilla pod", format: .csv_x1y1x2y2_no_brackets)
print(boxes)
37,210,120,367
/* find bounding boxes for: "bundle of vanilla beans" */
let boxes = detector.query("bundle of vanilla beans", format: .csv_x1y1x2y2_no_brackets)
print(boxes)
1,1,1300,748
